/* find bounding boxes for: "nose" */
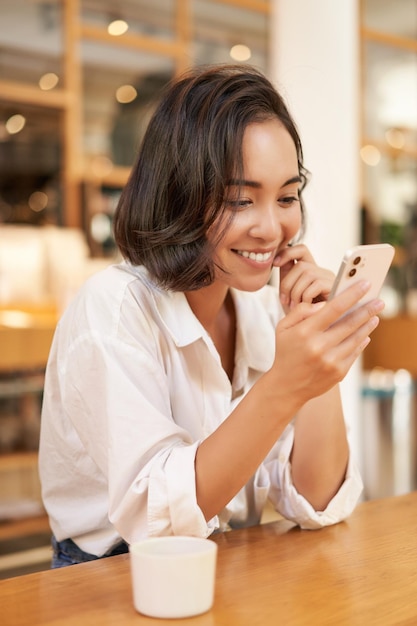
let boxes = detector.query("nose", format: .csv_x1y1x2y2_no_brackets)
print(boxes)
249,203,283,242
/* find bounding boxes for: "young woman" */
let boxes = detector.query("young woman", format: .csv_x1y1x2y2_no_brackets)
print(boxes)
39,64,383,567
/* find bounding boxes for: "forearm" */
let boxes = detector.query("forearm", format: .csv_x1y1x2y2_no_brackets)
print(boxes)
290,385,349,511
195,372,299,522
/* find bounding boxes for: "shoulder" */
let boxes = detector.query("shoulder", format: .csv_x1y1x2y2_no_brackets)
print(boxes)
56,262,160,341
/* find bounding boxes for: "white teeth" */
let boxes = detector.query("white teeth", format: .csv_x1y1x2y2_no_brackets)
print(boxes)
237,250,272,262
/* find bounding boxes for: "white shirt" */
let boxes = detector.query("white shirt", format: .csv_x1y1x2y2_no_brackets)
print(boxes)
39,262,363,556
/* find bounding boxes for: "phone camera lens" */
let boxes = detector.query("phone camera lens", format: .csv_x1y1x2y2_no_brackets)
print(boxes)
349,268,357,277
353,256,361,266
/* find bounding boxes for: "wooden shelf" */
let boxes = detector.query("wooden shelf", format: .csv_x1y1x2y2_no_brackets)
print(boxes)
0,452,38,472
0,305,57,372
0,453,43,513
0,513,49,542
363,314,417,377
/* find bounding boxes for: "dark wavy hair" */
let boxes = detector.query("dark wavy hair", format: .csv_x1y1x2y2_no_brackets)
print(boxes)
113,64,308,291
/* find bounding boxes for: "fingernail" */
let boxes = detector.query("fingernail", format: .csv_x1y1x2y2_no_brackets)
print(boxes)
370,316,380,329
361,337,371,351
359,280,371,292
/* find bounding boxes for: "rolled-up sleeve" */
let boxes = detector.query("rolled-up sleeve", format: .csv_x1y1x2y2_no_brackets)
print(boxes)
162,442,218,536
110,441,218,542
264,424,363,529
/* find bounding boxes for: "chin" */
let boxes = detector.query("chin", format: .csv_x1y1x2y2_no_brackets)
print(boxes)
232,275,272,292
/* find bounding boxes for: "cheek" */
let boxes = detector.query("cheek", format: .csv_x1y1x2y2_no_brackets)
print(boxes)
206,215,236,262
288,207,303,237
210,211,247,247
296,214,303,235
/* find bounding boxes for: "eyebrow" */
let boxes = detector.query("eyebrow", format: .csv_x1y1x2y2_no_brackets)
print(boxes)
227,175,302,188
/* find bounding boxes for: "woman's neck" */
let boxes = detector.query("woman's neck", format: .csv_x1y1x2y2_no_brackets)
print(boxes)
185,283,236,382
185,282,230,332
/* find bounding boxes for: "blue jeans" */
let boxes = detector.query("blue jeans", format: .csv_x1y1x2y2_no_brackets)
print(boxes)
51,535,129,568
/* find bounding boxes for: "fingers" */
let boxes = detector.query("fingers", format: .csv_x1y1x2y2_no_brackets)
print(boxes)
275,244,335,311
304,288,384,376
281,279,384,336
274,245,313,290
278,300,327,330
332,309,380,359
279,264,334,309
280,282,384,365
274,243,315,267
325,296,384,357
317,312,380,381
275,248,386,354
273,279,386,402
307,280,378,330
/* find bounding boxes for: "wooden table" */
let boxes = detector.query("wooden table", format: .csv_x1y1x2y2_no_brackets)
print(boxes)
2,492,417,625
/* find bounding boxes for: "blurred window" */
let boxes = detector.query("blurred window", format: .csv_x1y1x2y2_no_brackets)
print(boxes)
81,0,176,40
193,0,269,71
363,0,417,39
0,0,63,87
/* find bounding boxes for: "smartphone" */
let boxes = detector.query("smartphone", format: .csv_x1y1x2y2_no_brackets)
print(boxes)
329,243,395,309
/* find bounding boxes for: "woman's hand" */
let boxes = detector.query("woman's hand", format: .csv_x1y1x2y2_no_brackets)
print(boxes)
270,279,384,407
273,244,334,314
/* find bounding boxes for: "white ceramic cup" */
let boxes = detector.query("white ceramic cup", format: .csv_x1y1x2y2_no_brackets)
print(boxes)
130,536,218,619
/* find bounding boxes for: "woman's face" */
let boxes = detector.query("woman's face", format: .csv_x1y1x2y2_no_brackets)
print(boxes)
210,118,303,292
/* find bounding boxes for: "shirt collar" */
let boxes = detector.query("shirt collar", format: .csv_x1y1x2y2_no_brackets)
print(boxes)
120,263,202,347
128,264,276,371
152,288,206,347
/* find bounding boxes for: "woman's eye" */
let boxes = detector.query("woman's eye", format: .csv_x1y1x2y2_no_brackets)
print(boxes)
279,195,299,207
225,198,252,210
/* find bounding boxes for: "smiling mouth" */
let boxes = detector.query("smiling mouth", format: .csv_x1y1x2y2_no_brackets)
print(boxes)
235,250,273,263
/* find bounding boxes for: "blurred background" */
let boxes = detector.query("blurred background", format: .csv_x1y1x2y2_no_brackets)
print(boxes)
0,0,416,577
